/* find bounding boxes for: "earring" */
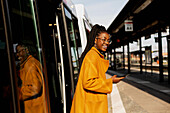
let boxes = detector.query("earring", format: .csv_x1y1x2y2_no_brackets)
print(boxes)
94,43,97,47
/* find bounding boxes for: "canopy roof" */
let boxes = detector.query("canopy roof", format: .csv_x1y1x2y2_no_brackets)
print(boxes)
107,0,170,50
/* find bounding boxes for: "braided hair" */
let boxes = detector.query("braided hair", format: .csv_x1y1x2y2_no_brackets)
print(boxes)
16,40,38,59
79,24,107,67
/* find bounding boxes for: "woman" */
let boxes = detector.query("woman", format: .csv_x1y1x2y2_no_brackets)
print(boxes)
70,24,124,113
16,42,48,113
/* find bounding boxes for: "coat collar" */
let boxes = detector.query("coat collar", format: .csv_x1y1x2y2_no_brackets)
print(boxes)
19,55,33,67
91,47,109,73
91,47,104,58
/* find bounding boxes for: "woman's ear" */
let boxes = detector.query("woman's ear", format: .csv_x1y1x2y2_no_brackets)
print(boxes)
94,38,97,44
94,38,98,47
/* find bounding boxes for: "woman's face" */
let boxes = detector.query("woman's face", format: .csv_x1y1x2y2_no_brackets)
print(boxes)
95,32,110,52
16,45,29,63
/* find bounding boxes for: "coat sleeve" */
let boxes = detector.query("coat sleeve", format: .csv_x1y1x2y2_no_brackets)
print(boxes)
82,59,112,94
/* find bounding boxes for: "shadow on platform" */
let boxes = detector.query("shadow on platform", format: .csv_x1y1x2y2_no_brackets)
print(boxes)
106,69,170,103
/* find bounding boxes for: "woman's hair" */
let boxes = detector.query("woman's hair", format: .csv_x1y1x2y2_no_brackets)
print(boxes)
79,24,107,67
16,40,38,59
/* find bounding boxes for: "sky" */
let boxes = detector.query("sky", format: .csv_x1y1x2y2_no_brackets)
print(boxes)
71,0,168,54
71,0,128,29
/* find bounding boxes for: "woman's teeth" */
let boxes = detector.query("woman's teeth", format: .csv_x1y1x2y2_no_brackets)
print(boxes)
18,57,22,60
103,45,107,49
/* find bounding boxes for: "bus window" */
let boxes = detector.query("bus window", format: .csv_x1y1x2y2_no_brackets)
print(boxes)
83,19,92,40
6,0,50,112
0,2,14,113
39,23,64,113
72,17,82,58
64,8,80,86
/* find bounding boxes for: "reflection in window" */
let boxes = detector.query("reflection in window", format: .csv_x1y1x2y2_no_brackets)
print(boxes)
15,42,47,113
7,0,49,112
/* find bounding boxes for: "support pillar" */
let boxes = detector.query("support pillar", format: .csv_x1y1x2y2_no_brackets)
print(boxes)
167,36,170,84
114,48,116,71
139,37,143,74
123,45,125,69
158,28,164,82
128,42,130,74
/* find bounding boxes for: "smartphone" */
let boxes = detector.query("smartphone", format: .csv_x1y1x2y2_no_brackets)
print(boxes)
116,74,129,77
123,74,129,77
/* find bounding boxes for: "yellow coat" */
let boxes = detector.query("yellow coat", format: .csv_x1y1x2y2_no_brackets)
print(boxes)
18,55,48,113
70,47,113,113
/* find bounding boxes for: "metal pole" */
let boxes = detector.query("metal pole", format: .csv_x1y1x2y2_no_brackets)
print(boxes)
114,47,116,71
123,45,125,69
139,37,143,74
151,45,153,75
158,28,164,82
168,26,170,84
128,42,130,73
167,36,170,84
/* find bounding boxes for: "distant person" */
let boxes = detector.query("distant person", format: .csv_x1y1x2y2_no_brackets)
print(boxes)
70,24,124,113
16,41,48,113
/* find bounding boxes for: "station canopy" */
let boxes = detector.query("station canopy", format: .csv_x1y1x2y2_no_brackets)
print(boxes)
107,0,170,50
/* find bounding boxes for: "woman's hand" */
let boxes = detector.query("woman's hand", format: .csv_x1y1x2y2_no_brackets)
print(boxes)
111,75,125,83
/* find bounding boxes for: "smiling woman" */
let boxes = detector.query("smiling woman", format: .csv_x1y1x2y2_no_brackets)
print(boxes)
70,24,124,113
94,32,112,51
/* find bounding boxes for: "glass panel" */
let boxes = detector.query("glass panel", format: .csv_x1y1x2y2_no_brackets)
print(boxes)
64,8,79,86
0,2,14,113
34,1,65,112
40,18,64,113
72,18,82,58
43,26,63,113
83,19,91,38
7,0,49,112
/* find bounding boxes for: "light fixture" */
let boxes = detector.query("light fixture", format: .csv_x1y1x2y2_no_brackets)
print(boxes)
134,0,153,14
